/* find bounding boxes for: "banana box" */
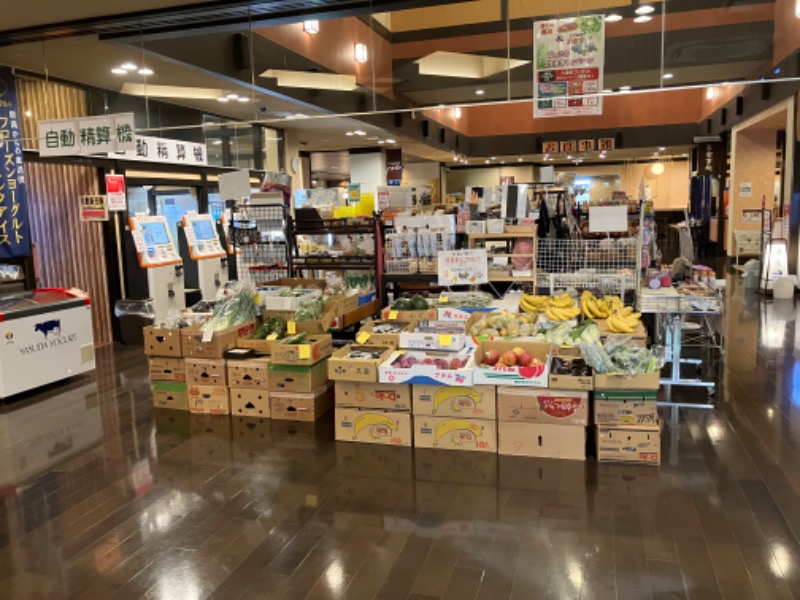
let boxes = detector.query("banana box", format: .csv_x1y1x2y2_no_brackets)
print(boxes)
335,381,412,411
412,385,496,418
227,357,270,388
335,407,413,446
187,385,230,415
230,388,270,418
596,424,660,464
186,358,227,386
498,422,586,460
381,307,437,321
148,357,186,382
472,341,550,387
414,447,497,485
271,383,333,422
152,381,188,410
144,325,183,357
497,387,589,426
270,334,333,366
336,441,414,480
414,416,497,453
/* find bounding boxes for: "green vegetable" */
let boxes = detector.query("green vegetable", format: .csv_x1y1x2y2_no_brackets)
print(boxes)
295,296,323,322
392,297,411,310
266,316,286,336
281,332,308,345
253,321,270,340
202,285,260,332
410,294,428,310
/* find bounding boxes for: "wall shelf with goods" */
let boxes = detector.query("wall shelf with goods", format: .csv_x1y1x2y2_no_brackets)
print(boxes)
467,232,536,289
227,198,289,286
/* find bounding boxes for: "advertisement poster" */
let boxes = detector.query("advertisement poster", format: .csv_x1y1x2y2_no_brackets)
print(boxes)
79,195,109,222
105,174,127,211
0,67,31,258
534,14,604,118
438,249,489,286
347,183,361,204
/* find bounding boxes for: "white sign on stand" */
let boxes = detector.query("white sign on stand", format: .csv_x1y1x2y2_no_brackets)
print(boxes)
438,249,489,286
588,205,628,233
219,169,252,201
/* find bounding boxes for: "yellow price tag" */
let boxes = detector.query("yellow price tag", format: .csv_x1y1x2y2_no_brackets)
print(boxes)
287,321,296,334
439,296,448,304
255,293,263,305
266,333,278,341
396,350,406,355
356,332,371,344
298,345,311,359
388,310,399,320
439,334,453,347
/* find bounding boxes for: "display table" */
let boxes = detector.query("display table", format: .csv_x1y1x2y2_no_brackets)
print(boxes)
0,288,95,398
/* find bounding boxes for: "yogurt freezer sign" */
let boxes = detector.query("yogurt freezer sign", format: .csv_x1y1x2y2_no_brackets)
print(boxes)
534,15,604,118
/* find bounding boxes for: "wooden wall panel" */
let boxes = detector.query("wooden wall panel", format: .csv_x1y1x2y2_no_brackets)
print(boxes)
17,76,89,149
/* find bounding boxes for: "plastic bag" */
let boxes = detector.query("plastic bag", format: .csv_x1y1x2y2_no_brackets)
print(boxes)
577,338,663,375
202,281,259,331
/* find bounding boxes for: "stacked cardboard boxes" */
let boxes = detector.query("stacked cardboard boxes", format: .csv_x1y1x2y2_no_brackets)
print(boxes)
145,326,188,411
269,334,334,422
229,357,271,417
413,385,498,453
186,357,230,414
594,388,660,464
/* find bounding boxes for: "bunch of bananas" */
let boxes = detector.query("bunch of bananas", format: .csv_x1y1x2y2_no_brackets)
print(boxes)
580,291,611,319
545,294,581,321
519,294,549,314
606,306,642,333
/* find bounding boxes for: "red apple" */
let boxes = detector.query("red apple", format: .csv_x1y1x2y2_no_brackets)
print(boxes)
422,358,435,365
513,346,525,356
531,357,543,366
483,349,500,366
502,351,518,366
517,351,533,367
450,357,464,370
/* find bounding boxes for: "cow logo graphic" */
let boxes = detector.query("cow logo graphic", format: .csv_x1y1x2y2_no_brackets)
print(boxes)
34,319,61,338
5,332,12,340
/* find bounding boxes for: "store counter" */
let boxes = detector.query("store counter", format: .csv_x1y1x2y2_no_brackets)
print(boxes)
0,288,95,398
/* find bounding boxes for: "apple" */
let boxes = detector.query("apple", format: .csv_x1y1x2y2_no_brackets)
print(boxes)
517,351,533,367
450,357,464,370
435,358,449,370
531,357,543,366
483,349,500,366
513,346,525,356
422,358,435,365
502,351,517,366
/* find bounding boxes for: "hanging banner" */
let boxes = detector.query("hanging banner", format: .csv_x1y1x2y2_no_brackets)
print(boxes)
105,174,127,212
79,195,109,222
108,134,207,166
438,249,489,286
698,142,725,178
534,14,604,118
39,113,135,157
386,148,403,185
0,67,31,259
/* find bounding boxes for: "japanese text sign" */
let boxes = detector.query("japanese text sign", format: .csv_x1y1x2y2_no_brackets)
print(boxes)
0,67,31,258
534,15,605,118
108,134,207,166
80,195,109,222
438,249,488,286
39,112,135,157
105,174,127,212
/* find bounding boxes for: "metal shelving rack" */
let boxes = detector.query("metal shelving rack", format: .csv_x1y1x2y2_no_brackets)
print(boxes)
227,198,289,286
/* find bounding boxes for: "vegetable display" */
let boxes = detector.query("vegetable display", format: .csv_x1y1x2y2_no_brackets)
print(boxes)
532,320,600,346
437,291,493,308
392,294,430,310
578,339,661,375
295,296,323,322
201,284,260,332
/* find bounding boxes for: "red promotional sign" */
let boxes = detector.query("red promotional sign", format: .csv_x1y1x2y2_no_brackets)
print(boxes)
105,174,127,212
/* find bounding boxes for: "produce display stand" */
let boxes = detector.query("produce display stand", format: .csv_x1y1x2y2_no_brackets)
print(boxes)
467,232,536,290
227,199,289,285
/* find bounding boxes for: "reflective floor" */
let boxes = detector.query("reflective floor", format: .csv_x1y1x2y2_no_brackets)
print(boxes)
2,279,800,599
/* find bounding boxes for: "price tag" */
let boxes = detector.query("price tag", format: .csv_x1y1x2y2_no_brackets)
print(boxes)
266,333,278,341
298,345,311,359
388,310,399,320
396,350,406,355
201,330,213,343
439,296,448,304
356,332,371,344
255,293,263,305
287,321,296,334
439,334,453,347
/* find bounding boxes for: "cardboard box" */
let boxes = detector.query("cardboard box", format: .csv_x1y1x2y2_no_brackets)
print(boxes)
380,307,438,322
262,300,337,335
271,334,333,366
186,358,227,386
271,383,333,422
269,360,329,393
594,390,658,426
336,439,414,480
263,288,321,312
465,220,486,234
182,321,256,359
597,318,648,345
148,357,186,382
144,326,183,357
498,422,586,460
331,300,380,330
437,306,494,323
358,291,377,306
187,385,230,415
596,424,661,464
356,321,413,348
399,321,466,351
412,385,496,418
414,415,497,453
378,349,473,386
335,381,412,411
230,388,270,418
472,341,550,387
414,447,497,485
594,372,660,391
498,456,586,492
227,357,270,388
236,336,273,354
335,407,413,446
328,345,394,383
330,294,359,315
496,387,588,426
152,381,188,410
549,355,594,391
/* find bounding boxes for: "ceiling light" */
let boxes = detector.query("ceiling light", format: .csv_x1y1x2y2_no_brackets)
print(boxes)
217,97,229,103
651,162,665,176
490,156,497,160
475,89,485,95
378,140,385,144
386,139,396,144
485,159,490,164
354,130,366,136
354,43,368,63
111,68,127,75
633,15,652,23
658,146,666,151
261,69,358,91
121,83,228,100
501,160,505,164
416,51,529,79
567,155,573,160
303,20,319,34
454,107,462,119
605,14,623,22
662,73,674,79
212,140,223,145
635,4,655,14
120,63,137,71
237,97,249,103
24,110,32,117
138,68,154,76
345,131,354,136
226,93,239,99
437,104,446,108
518,157,523,162
682,153,689,157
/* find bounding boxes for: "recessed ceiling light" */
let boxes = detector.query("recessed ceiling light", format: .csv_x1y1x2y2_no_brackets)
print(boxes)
658,146,666,151
518,157,523,162
212,140,223,145
217,97,229,103
490,156,497,160
475,89,485,95
633,15,652,23
377,140,385,144
138,68,154,76
605,14,623,22
635,4,655,14
345,131,354,136
567,155,573,159
226,93,239,99
662,73,674,79
111,68,127,75
120,63,137,71
485,159,490,164
386,139,396,144
354,130,366,136
237,97,249,103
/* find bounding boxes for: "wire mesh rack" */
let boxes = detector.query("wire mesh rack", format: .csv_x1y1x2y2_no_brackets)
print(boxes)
228,200,289,286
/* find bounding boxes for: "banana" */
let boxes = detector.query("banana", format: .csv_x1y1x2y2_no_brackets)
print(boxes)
354,413,398,439
520,296,539,314
617,306,634,317
432,388,482,414
434,419,483,445
580,294,594,319
607,314,635,333
550,294,574,309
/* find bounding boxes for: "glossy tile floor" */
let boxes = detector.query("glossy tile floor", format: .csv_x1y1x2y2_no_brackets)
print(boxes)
2,278,800,599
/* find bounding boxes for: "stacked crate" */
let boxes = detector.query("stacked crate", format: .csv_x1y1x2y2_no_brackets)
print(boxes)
412,385,497,453
594,388,660,464
228,357,271,418
186,357,229,414
268,334,334,422
145,326,188,411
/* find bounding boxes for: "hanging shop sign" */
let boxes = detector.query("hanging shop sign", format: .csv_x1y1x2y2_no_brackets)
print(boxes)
108,134,208,166
105,174,127,212
438,249,489,286
386,148,403,185
0,67,31,259
79,195,109,222
543,137,614,155
698,142,725,178
534,14,605,118
39,113,135,157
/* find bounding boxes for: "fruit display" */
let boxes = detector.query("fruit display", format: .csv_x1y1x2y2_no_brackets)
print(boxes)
480,346,543,368
390,353,469,370
578,339,660,374
520,293,581,321
437,291,493,308
544,303,581,322
606,306,642,334
468,312,539,338
551,356,592,377
392,294,430,310
532,319,600,346
519,294,549,314
580,291,615,319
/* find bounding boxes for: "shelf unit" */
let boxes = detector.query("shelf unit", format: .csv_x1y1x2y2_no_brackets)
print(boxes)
468,232,536,290
227,199,290,285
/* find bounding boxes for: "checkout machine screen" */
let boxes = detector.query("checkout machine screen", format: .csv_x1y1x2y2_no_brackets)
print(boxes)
191,219,217,241
140,222,171,247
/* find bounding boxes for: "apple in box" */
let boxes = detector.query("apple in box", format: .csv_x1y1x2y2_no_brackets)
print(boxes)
474,340,551,386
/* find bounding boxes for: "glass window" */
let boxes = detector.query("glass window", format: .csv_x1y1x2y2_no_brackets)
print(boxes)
153,187,199,242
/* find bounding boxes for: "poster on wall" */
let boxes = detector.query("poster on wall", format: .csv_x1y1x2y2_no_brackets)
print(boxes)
0,67,32,259
741,209,762,225
79,195,109,222
533,14,604,118
438,249,489,286
105,174,127,212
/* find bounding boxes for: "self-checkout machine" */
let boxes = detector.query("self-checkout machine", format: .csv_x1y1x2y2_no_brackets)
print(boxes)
178,211,228,300
129,214,185,323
